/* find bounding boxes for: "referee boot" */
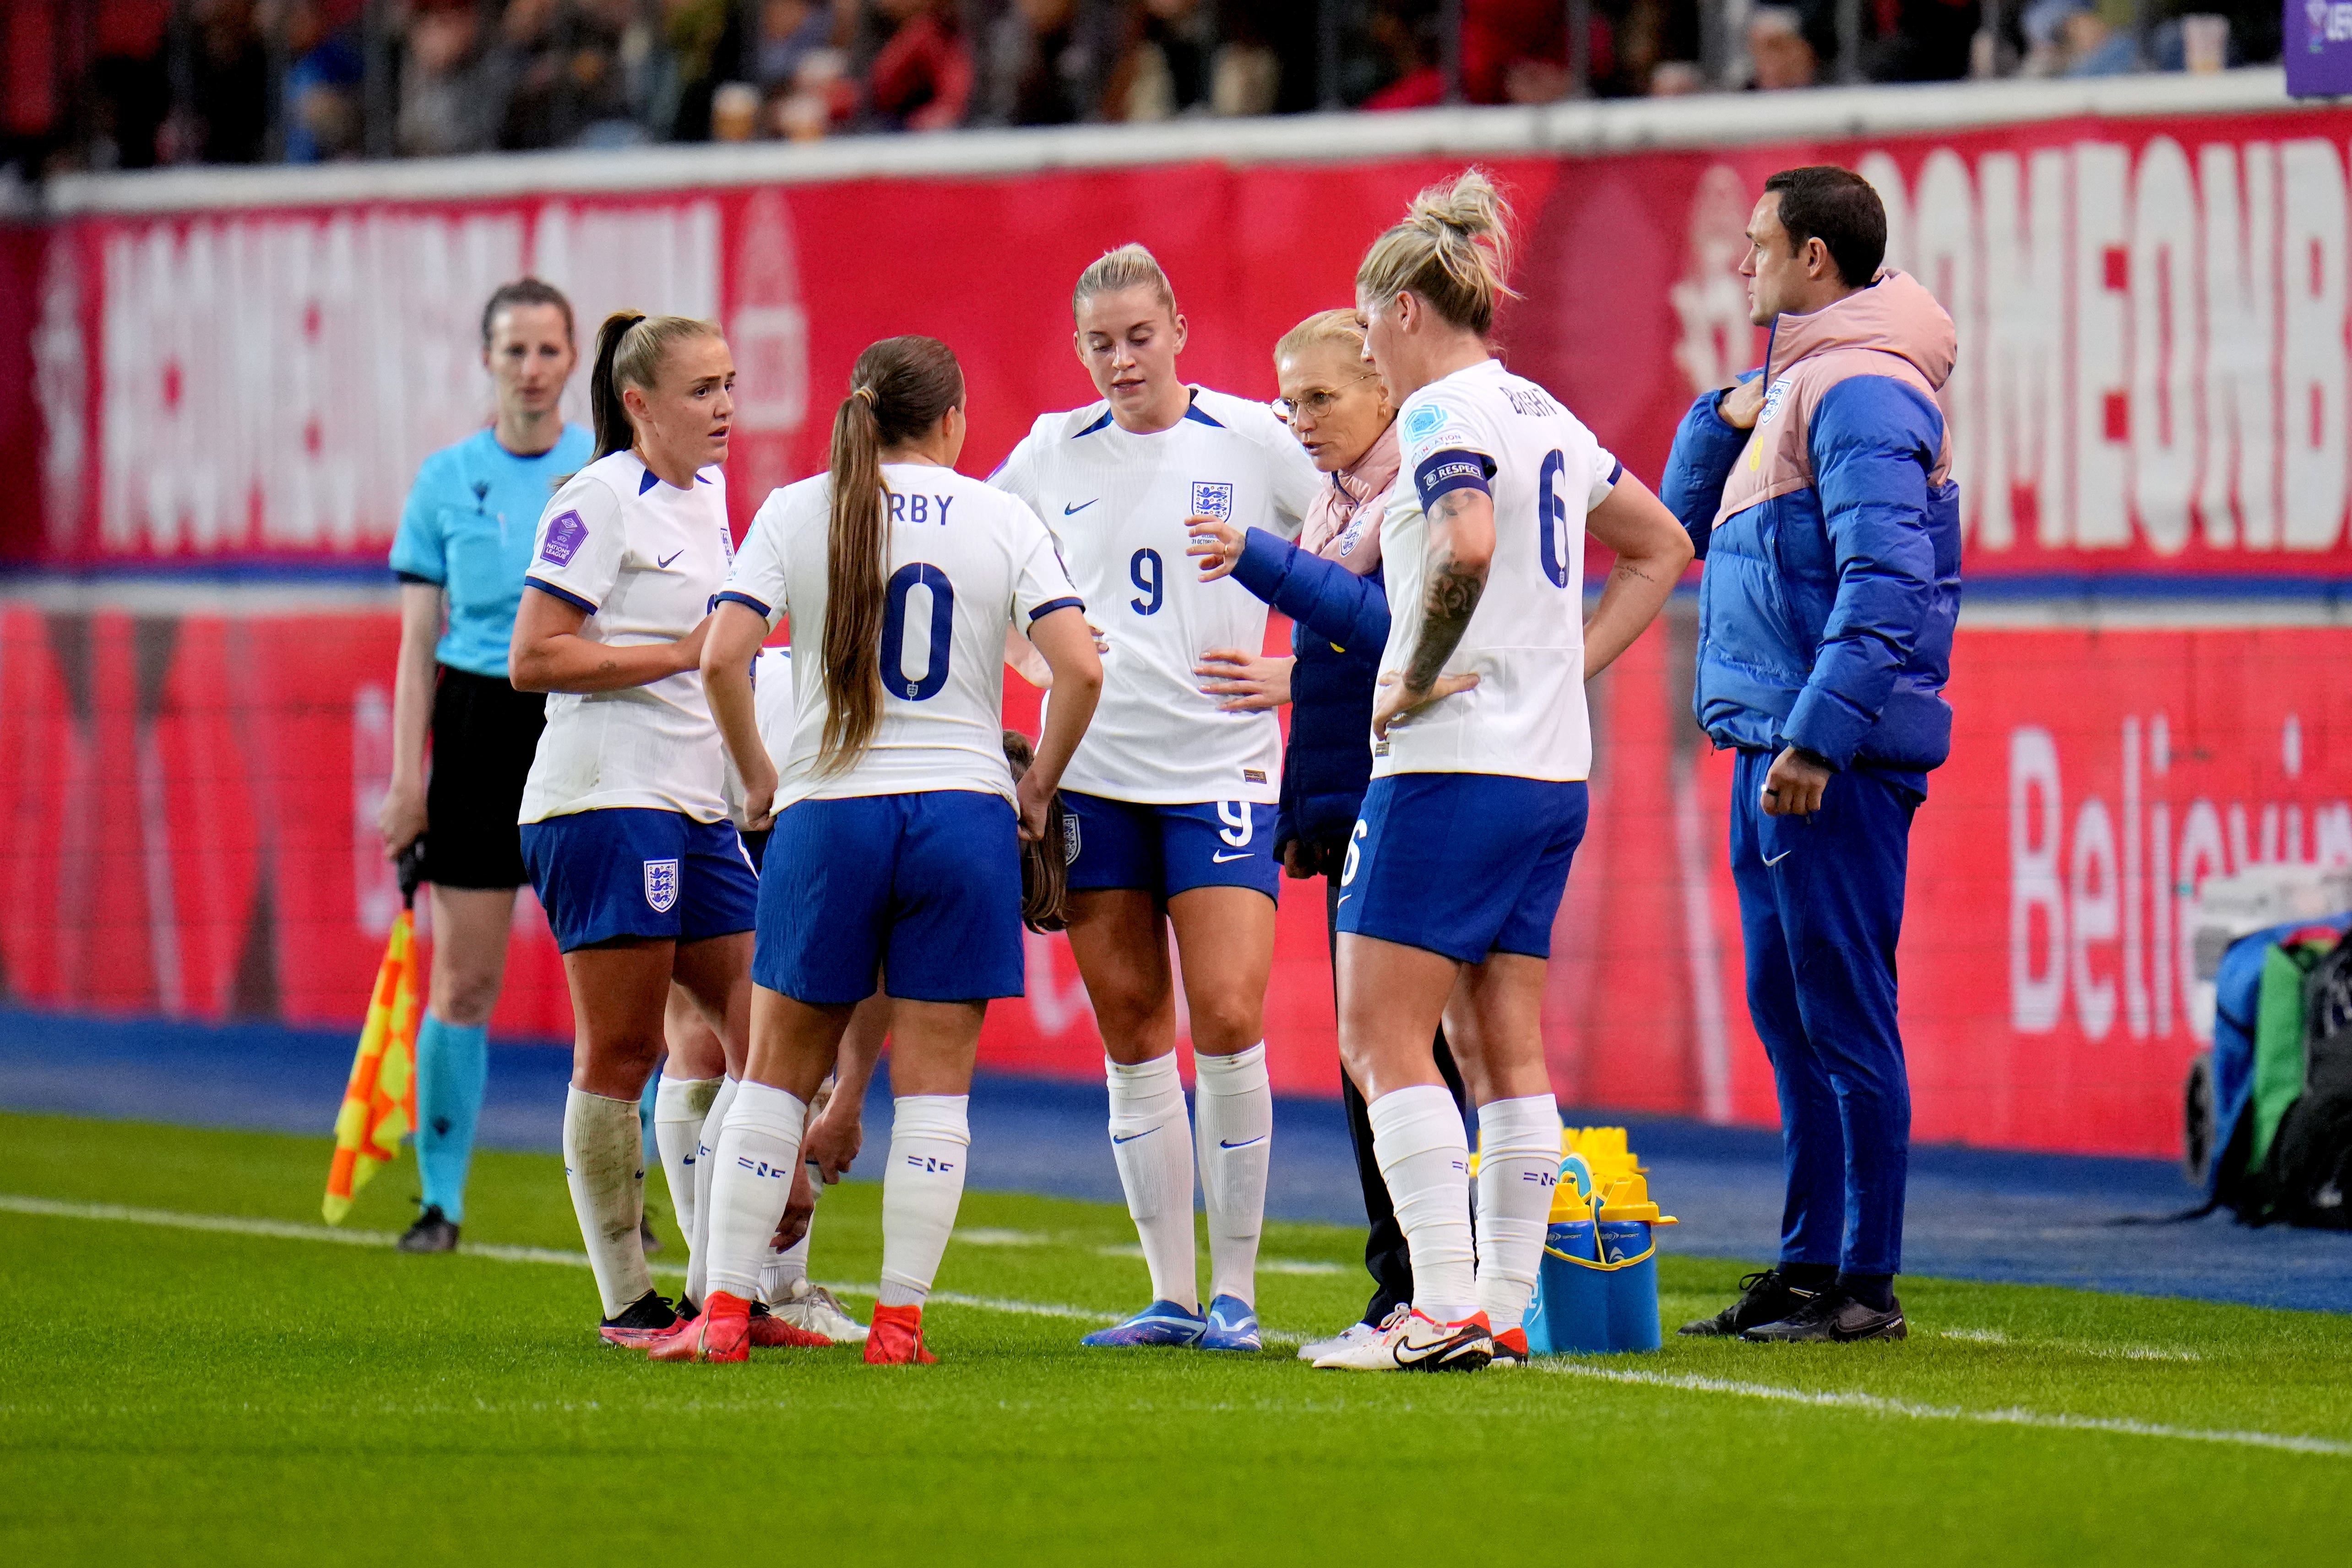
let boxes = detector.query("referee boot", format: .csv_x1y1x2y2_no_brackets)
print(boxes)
1677,1268,1825,1337
397,1204,460,1255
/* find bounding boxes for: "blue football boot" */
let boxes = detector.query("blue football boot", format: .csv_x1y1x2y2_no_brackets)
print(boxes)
1196,1294,1263,1352
1079,1300,1207,1348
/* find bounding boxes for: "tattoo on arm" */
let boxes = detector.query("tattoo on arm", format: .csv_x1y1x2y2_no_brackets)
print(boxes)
1404,491,1488,691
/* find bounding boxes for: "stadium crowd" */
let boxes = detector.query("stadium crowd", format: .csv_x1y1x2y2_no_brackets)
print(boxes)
8,0,2283,177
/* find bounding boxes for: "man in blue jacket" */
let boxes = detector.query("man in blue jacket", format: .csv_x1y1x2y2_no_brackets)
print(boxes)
1661,166,1961,1343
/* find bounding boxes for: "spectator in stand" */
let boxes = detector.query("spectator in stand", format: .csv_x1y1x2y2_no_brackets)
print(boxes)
976,0,1100,126
282,0,364,163
1869,0,1980,79
166,0,271,163
494,0,639,149
1749,5,1822,88
1362,0,1445,108
656,0,745,141
398,0,503,158
867,0,973,131
1110,0,1216,119
755,0,836,98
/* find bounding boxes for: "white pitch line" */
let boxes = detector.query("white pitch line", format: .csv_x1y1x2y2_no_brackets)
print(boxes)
1533,1362,2350,1458
11,1192,2310,1434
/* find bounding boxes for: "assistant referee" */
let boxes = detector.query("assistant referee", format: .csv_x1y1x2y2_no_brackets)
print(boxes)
379,279,593,1253
1660,168,1961,1343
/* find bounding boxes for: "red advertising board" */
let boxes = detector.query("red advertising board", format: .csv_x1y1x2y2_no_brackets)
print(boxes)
19,104,2352,580
0,599,2339,1159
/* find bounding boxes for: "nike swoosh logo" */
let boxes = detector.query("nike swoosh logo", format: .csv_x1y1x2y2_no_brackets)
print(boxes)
1218,1135,1267,1150
1211,851,1254,863
657,549,684,568
1336,894,1351,907
1111,1128,1157,1145
1763,849,1794,867
1393,1325,1477,1366
1064,499,1099,515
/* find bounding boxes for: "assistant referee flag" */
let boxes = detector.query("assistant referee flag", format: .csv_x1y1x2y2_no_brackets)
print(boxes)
324,858,424,1224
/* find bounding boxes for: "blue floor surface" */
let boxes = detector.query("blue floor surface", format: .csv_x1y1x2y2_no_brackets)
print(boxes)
3,1007,2347,1314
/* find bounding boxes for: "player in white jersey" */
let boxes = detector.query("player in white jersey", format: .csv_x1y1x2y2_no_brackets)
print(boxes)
655,334,1102,1365
631,644,873,1352
1313,172,1693,1372
989,245,1320,1351
507,311,760,1344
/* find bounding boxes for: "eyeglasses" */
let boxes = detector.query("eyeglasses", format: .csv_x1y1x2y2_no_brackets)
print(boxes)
1273,379,1377,423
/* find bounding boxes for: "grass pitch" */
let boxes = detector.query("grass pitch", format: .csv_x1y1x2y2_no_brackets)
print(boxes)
2,1111,2349,1567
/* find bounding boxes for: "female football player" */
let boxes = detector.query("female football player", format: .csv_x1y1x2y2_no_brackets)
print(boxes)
989,246,1320,1351
1315,171,1692,1371
662,334,1101,1364
380,279,592,1253
510,310,759,1342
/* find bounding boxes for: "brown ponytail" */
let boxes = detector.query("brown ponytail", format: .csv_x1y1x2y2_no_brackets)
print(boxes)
818,335,967,773
1002,729,1069,932
589,309,722,461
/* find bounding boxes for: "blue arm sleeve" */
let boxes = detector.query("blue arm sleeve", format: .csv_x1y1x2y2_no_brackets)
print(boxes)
1780,376,1944,770
1229,527,1391,652
387,453,449,583
1658,382,1753,562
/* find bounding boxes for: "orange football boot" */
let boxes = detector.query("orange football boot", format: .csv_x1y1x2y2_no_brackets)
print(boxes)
863,1303,937,1365
648,1292,750,1363
749,1302,834,1349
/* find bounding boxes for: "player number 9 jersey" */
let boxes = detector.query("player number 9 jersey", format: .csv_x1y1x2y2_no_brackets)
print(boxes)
1375,358,1622,784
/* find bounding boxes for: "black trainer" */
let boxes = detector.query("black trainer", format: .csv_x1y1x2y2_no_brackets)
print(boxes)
396,1205,460,1254
1741,1287,1907,1343
597,1290,680,1346
1677,1270,1822,1337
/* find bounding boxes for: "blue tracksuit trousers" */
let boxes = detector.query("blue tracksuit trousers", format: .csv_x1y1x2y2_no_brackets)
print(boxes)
1728,749,1917,1276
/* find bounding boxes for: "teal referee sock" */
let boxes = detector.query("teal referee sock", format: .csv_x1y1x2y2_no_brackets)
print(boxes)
415,1015,489,1223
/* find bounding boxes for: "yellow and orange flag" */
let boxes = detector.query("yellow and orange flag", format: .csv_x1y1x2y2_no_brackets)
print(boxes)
323,905,423,1224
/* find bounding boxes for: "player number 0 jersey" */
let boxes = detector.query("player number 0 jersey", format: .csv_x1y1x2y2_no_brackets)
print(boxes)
720,463,1082,811
1376,358,1621,783
990,386,1320,805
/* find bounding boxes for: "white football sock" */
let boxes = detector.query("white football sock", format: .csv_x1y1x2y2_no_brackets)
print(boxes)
1369,1083,1477,1322
878,1095,971,1309
685,1076,739,1305
563,1087,653,1318
701,1081,807,1303
652,1072,721,1275
1473,1093,1564,1334
1192,1042,1271,1307
1106,1053,1198,1312
760,1229,812,1306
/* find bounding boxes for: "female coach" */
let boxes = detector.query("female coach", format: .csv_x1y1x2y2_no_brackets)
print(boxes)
380,279,593,1254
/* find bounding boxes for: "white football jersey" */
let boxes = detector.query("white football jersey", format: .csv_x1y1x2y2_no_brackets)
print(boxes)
1374,358,1621,783
719,647,797,827
519,452,734,824
723,463,1081,810
989,386,1320,805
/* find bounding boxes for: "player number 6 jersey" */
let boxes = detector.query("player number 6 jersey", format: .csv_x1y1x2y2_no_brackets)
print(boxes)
1376,358,1622,784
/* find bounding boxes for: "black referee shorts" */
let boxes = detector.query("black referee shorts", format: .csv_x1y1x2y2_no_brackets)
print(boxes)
423,666,547,890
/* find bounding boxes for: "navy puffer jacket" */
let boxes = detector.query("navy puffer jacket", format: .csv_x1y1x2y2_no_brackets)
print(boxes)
1229,528,1391,858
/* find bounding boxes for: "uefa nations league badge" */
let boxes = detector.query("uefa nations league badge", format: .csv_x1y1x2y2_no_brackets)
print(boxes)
1190,481,1234,521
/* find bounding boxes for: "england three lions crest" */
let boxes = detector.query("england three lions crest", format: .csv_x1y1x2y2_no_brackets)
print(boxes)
643,858,680,913
1190,481,1235,522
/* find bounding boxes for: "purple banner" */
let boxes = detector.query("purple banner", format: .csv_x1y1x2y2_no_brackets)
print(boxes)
2289,0,2352,95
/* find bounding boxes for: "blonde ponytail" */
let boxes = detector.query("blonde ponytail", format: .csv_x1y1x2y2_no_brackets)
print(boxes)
1355,168,1520,337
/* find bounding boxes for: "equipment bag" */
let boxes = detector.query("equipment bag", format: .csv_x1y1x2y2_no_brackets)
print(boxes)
2257,936,2352,1228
